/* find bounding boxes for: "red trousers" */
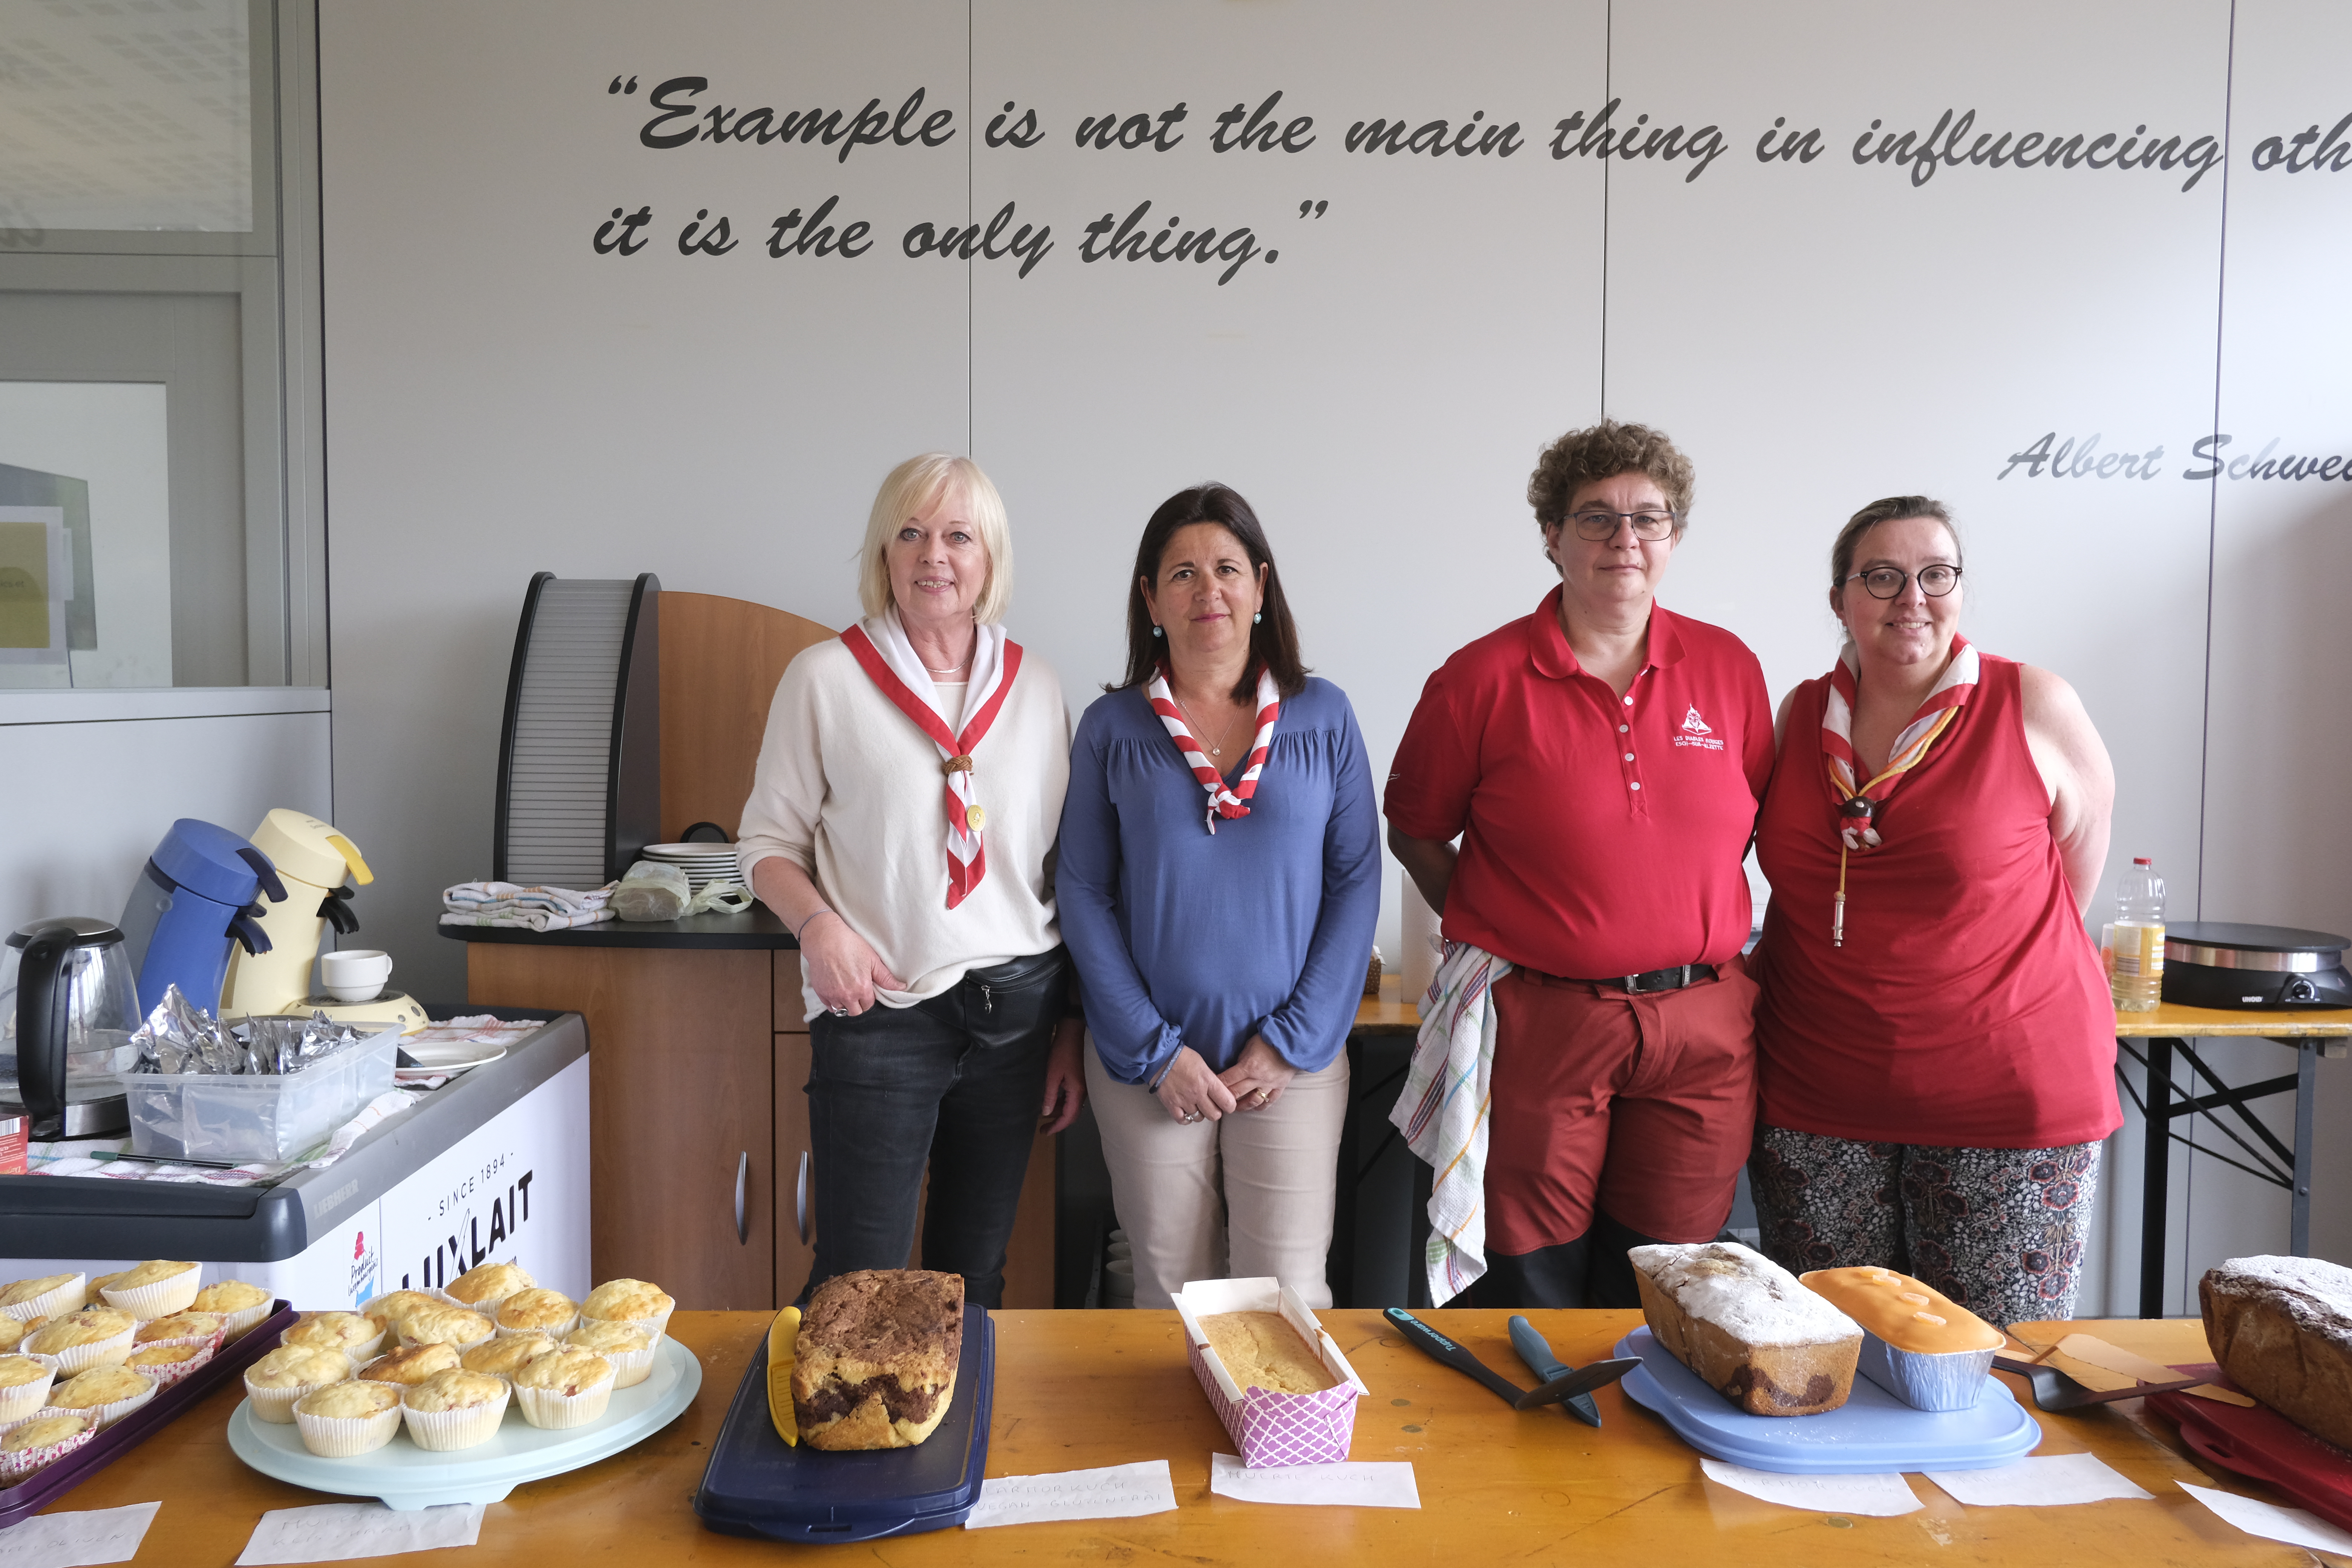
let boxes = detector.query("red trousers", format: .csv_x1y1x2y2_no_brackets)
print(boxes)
1485,955,1759,1254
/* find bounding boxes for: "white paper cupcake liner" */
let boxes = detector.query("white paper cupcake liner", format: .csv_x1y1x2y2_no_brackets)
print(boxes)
99,1271,202,1322
29,1327,135,1375
578,1308,669,1345
590,1341,655,1389
512,1370,615,1430
1,1275,88,1324
495,1313,578,1341
0,1420,94,1483
244,1375,338,1425
0,1365,58,1423
45,1377,157,1430
125,1340,218,1389
215,1299,277,1341
294,1399,404,1457
400,1384,511,1451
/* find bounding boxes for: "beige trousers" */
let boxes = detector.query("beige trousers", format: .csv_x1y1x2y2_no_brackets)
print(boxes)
1085,1046,1351,1310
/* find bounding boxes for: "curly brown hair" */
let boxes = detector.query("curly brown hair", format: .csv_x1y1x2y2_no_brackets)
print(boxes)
1526,419,1697,542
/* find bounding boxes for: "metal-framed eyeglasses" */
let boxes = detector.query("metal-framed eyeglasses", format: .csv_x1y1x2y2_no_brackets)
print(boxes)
1567,508,1683,542
1845,564,1963,599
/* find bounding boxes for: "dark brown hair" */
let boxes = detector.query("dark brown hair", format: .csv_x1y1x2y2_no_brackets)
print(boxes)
1829,496,1961,594
1527,418,1697,544
1112,483,1307,700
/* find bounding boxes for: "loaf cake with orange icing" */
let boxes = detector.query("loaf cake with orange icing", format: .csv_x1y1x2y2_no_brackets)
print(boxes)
1801,1266,2003,1409
1629,1241,1862,1416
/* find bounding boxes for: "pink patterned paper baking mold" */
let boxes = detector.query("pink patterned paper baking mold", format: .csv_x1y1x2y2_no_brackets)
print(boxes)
1186,1335,1360,1467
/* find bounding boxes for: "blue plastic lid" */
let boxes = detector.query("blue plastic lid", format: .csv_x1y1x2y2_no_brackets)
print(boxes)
149,818,282,906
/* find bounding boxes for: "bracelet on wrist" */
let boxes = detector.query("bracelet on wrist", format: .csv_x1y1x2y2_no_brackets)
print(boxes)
794,906,839,940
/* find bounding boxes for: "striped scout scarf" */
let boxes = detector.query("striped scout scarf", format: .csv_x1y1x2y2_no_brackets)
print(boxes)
1821,632,1978,944
1146,661,1280,833
840,609,1023,909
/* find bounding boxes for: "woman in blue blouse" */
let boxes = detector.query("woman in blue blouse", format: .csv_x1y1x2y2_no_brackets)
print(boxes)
1057,482,1381,1308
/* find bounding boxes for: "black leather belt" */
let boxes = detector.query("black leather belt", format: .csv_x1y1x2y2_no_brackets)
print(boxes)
1538,963,1718,994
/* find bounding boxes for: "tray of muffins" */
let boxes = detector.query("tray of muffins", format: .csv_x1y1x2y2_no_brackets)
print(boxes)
1609,1241,2041,1474
2,1262,291,1527
224,1264,701,1510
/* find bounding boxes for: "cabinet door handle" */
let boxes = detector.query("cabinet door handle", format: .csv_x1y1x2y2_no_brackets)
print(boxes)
796,1150,812,1245
734,1151,750,1245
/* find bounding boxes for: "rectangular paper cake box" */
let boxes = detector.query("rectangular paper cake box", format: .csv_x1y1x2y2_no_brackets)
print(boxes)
1172,1277,1368,1468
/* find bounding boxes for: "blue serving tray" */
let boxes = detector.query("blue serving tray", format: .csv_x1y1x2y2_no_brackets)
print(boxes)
1614,1328,2040,1474
695,1304,994,1545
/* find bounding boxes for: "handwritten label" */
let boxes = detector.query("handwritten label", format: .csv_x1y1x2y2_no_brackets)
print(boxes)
1699,1458,1923,1517
1208,1452,1420,1509
963,1459,1178,1530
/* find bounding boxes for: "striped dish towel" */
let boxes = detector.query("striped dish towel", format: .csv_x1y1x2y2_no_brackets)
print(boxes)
1389,940,1511,1305
439,880,616,932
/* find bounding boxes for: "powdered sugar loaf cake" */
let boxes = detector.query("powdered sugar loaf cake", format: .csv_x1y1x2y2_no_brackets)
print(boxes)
1631,1241,1863,1416
2201,1254,2352,1451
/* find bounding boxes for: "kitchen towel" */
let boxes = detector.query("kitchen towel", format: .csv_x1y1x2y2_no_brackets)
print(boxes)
963,1460,1178,1528
1208,1452,1420,1508
1698,1458,1924,1516
0,1501,159,1568
439,880,614,932
1389,939,1510,1305
235,1502,484,1563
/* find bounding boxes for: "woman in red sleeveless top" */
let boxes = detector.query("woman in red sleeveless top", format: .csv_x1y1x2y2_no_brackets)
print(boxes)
1750,496,2120,1325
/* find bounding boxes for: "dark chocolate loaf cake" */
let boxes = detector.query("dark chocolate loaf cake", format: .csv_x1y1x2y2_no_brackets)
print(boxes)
791,1269,964,1450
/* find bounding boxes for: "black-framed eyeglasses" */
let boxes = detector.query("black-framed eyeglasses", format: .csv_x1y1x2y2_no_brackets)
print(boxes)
1568,508,1682,542
1846,565,1963,599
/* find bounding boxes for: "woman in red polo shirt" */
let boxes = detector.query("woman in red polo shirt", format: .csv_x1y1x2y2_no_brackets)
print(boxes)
1386,419,1772,1308
1748,496,2118,1326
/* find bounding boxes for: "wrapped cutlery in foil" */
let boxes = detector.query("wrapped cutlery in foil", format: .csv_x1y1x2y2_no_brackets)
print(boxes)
129,984,368,1076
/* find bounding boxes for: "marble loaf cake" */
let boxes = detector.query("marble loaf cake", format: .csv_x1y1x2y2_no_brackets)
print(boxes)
2200,1254,2352,1452
791,1269,964,1450
1630,1241,1863,1416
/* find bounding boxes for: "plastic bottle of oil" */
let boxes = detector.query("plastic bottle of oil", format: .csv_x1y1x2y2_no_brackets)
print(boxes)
2109,857,2165,1012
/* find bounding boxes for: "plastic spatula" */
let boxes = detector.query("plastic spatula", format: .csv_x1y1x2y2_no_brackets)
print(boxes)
1385,1308,1638,1411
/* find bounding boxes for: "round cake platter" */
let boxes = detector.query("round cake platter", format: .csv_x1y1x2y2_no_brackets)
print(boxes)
226,1337,702,1510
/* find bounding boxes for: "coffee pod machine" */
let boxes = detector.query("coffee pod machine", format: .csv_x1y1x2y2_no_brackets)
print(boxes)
2161,922,2352,1009
220,809,426,1035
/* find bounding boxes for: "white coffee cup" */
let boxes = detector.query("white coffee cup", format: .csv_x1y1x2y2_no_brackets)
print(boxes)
320,948,393,1003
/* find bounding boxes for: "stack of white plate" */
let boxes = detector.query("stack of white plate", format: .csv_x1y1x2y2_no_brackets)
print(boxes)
639,842,741,892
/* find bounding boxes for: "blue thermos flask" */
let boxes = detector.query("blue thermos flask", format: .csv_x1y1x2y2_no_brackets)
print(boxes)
116,819,286,1016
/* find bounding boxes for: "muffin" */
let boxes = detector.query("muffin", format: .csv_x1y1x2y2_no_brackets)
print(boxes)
294,1378,405,1457
125,1341,215,1388
191,1280,276,1340
461,1334,556,1380
46,1364,156,1428
0,1316,25,1355
400,1304,496,1352
509,1348,616,1430
0,1272,86,1323
0,1413,93,1483
580,1280,674,1339
358,1343,461,1387
493,1289,578,1339
283,1311,385,1361
361,1290,444,1338
243,1345,352,1424
0,1352,57,1422
23,1308,136,1372
446,1262,536,1312
400,1369,511,1451
135,1311,225,1348
566,1320,655,1389
98,1260,201,1320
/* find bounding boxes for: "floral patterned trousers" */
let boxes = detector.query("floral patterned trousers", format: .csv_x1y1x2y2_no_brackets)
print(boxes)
1749,1125,2102,1326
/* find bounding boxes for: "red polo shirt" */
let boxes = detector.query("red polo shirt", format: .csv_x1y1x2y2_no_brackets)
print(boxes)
1386,591,1771,978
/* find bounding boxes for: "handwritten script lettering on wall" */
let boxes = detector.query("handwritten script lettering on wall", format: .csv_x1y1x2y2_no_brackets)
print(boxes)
589,75,2350,284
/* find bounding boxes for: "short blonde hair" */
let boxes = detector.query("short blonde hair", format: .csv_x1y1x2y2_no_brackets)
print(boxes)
856,454,1014,625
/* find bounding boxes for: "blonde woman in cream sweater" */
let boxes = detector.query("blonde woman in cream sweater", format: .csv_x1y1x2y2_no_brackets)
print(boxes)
738,453,1086,1309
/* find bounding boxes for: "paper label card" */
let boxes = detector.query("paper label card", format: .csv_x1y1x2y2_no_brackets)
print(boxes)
1209,1452,1420,1508
964,1459,1179,1530
1926,1453,2154,1507
1700,1458,1924,1516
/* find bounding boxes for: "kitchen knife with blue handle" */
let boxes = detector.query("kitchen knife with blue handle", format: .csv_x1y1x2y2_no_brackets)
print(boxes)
1509,1315,1604,1427
1386,1308,1638,1412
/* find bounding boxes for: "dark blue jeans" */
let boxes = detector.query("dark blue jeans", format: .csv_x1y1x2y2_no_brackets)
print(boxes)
800,949,1064,1309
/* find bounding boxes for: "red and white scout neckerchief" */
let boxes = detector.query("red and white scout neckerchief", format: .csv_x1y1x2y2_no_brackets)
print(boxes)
1147,661,1280,834
1819,633,1978,945
840,611,1023,909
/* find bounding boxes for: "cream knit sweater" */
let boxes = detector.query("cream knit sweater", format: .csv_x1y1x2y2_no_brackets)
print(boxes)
736,635,1071,1020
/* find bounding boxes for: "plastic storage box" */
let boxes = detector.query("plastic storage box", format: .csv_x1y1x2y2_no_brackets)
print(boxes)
125,1026,398,1162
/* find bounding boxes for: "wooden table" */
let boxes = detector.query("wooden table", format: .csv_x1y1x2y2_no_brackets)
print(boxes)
2115,1002,2352,1316
34,1309,2332,1565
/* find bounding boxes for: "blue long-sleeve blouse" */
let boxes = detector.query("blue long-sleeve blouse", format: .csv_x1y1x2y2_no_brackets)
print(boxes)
1056,676,1382,1086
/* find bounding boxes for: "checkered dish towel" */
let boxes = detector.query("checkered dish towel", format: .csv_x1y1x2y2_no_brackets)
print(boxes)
439,880,616,932
1389,940,1511,1306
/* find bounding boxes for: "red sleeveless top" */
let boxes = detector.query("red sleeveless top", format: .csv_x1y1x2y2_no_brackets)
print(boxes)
1752,654,2120,1148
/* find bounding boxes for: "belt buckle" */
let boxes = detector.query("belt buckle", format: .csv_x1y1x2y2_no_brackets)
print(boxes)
1623,966,1682,995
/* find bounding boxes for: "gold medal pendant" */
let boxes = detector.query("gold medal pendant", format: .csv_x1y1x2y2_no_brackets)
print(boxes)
965,804,987,831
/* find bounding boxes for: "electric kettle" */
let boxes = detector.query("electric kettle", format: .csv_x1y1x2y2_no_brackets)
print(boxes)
0,917,144,1140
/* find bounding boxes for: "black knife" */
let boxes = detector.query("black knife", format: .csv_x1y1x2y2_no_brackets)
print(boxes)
1386,1308,1643,1411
